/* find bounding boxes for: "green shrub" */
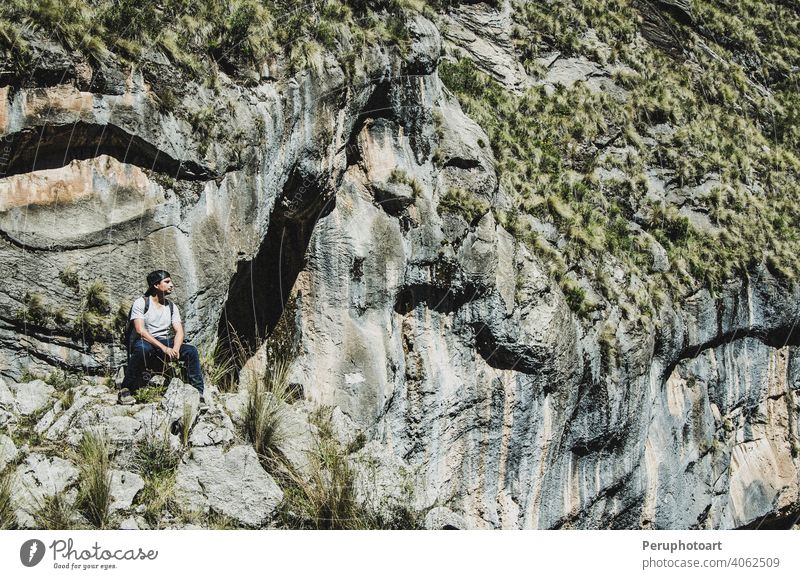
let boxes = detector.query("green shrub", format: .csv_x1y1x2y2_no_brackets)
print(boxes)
58,266,80,291
598,322,618,369
44,369,80,392
276,407,366,529
74,311,113,342
277,407,422,529
84,280,111,315
438,186,490,224
388,169,423,197
133,433,181,480
133,381,169,404
16,293,51,327
199,336,238,393
561,279,590,318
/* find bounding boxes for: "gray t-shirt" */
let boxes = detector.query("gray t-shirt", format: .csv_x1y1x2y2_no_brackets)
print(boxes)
130,297,181,340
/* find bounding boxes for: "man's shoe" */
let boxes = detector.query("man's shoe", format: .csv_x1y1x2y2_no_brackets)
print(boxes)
199,396,209,413
118,388,136,406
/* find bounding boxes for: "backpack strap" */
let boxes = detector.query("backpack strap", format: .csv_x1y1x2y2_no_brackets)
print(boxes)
163,298,174,323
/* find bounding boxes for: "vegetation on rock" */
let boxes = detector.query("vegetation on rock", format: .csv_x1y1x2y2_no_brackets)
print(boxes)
441,0,800,318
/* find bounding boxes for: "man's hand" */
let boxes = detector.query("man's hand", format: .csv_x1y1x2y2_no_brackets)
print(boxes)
162,345,181,360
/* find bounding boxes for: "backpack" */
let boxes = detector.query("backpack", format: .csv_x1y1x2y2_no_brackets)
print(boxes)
122,295,174,359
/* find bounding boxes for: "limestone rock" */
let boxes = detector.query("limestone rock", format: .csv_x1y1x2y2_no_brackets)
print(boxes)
118,516,141,530
9,380,55,416
0,377,13,408
188,407,236,448
424,506,469,530
0,434,18,471
174,445,283,528
442,3,529,91
352,442,420,519
404,14,442,75
1,4,798,532
12,454,79,528
109,470,145,511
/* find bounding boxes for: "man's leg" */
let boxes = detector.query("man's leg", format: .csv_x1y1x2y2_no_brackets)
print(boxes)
122,338,159,392
178,343,205,396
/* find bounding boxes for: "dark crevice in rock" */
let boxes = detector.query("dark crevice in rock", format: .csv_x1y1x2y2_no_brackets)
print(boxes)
635,0,690,59
0,336,100,378
0,221,176,252
738,507,800,530
662,324,800,382
394,282,484,316
346,80,394,167
550,471,636,529
3,123,215,180
216,167,334,363
471,322,540,374
650,0,694,25
0,228,42,252
442,157,481,170
570,429,626,457
394,258,484,315
692,504,712,529
607,494,646,529
0,43,79,89
0,318,76,345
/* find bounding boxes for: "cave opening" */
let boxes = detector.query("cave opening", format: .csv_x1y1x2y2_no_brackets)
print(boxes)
3,123,213,179
215,165,334,383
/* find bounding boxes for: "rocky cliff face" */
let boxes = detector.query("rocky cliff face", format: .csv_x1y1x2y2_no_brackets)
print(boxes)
1,0,798,529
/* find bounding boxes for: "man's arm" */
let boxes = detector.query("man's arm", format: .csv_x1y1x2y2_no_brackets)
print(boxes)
172,320,184,356
133,318,172,355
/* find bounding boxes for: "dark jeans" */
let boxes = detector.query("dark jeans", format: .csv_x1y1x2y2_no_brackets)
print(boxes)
123,337,204,394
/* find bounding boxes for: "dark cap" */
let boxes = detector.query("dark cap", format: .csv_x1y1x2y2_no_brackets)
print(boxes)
145,270,171,296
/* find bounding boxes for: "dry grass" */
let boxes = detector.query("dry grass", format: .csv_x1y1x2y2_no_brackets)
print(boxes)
131,432,182,527
0,470,15,530
76,431,112,529
244,355,292,463
33,491,76,530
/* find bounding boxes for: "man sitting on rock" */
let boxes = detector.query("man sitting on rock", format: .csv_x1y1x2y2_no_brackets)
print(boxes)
118,270,206,408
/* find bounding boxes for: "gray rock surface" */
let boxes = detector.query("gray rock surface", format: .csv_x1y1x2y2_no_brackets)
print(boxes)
272,404,317,479
174,445,283,528
109,470,145,511
8,380,55,416
0,434,17,471
0,378,13,407
188,407,236,448
424,506,469,530
11,454,79,528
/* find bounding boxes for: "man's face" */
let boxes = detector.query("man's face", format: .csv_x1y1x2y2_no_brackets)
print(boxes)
154,277,174,294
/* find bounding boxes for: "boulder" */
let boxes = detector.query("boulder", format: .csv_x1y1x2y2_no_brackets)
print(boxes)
0,434,18,471
109,470,145,511
11,454,79,528
9,380,55,416
174,445,283,528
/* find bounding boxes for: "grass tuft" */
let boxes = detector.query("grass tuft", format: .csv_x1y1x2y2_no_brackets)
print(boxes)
76,431,112,529
244,355,292,463
33,491,76,530
132,432,181,527
276,407,422,530
0,471,15,530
